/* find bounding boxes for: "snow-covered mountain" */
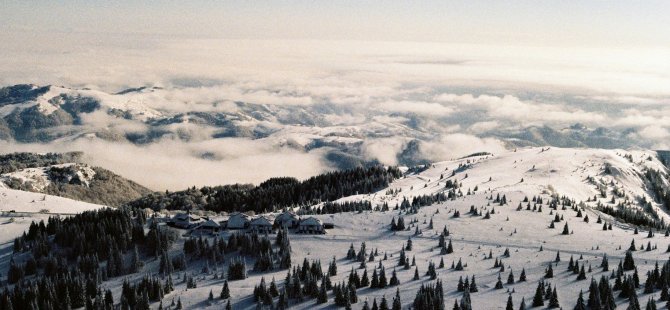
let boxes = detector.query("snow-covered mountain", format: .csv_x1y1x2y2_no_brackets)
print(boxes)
0,84,655,170
338,147,670,223
1,145,669,309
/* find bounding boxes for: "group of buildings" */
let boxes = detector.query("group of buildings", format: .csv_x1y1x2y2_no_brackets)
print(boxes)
166,211,330,236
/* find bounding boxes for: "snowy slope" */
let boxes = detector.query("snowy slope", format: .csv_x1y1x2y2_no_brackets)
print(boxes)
0,186,108,246
2,147,670,310
157,147,670,309
337,147,669,222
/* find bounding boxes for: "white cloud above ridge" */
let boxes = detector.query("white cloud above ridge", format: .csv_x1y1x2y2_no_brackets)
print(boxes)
1,35,669,189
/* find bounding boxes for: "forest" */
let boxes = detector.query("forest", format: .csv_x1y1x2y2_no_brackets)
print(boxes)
128,165,402,213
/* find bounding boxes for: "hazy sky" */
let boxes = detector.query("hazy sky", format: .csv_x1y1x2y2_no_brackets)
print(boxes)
3,1,669,47
1,1,669,189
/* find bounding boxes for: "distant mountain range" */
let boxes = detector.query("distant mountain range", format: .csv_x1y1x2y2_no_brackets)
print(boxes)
0,84,655,169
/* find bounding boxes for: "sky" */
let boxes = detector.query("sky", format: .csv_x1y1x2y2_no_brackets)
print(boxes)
2,1,670,47
0,1,669,190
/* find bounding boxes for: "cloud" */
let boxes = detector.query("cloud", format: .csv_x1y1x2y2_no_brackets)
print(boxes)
0,139,332,191
420,134,507,161
638,126,670,141
1,34,669,191
361,138,409,165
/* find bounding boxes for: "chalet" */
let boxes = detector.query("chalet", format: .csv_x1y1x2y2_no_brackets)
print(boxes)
250,216,274,234
274,211,299,229
226,212,251,229
168,212,203,229
191,219,221,236
298,217,325,234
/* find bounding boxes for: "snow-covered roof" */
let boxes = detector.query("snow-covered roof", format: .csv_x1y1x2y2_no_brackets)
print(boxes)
251,216,272,226
299,217,323,226
229,212,250,220
196,219,220,228
275,211,298,221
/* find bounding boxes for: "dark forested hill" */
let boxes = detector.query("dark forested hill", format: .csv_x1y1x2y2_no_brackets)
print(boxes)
0,152,83,174
0,152,152,207
128,165,402,213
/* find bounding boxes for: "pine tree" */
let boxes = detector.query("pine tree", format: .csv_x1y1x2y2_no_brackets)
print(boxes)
380,295,389,310
532,281,544,307
519,268,527,282
623,250,636,271
562,223,570,235
645,297,657,310
470,275,478,292
574,290,586,310
506,295,514,310
545,264,554,278
495,273,504,289
370,269,379,288
379,267,388,288
587,278,601,309
392,288,402,310
361,269,370,287
577,265,587,280
317,279,328,304
220,281,230,299
518,297,526,310
390,269,400,286
548,287,559,308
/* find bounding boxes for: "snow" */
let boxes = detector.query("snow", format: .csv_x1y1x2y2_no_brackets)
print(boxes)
0,163,97,191
1,146,669,309
0,186,108,250
337,147,670,222
0,186,107,215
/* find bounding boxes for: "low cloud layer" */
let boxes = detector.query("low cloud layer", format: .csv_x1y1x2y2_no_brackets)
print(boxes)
0,139,331,191
1,35,669,189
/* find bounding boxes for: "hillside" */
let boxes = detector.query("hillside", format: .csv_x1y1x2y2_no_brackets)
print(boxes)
1,147,670,310
338,147,670,226
0,186,107,243
0,156,152,207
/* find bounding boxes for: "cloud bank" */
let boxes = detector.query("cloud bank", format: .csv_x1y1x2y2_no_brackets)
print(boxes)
1,35,668,189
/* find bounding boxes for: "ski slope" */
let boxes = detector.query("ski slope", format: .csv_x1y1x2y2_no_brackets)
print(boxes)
142,147,670,309
2,147,669,309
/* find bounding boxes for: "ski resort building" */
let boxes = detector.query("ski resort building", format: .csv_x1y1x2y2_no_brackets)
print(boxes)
250,216,274,234
297,217,325,234
273,211,299,228
191,219,221,236
226,212,251,229
168,212,203,229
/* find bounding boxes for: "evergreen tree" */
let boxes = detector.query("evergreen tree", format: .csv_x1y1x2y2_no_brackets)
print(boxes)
623,250,636,271
518,297,526,310
220,281,230,299
532,281,544,307
574,290,586,310
392,288,402,310
545,264,554,278
506,295,514,310
548,287,559,308
519,268,527,282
